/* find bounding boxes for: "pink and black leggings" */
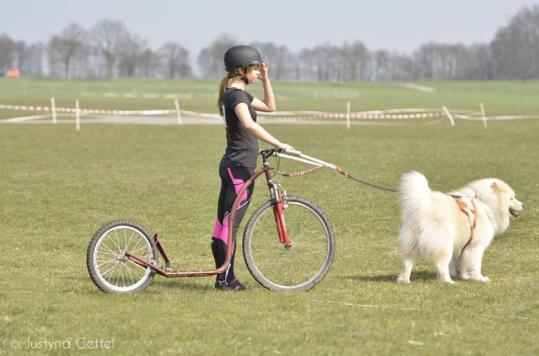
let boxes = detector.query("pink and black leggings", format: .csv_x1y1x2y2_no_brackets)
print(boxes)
211,165,255,283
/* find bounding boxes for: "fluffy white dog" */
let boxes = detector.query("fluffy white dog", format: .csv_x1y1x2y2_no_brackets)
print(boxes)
396,171,524,284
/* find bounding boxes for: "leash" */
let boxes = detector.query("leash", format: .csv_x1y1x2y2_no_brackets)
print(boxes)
335,166,398,193
275,149,398,193
275,149,478,254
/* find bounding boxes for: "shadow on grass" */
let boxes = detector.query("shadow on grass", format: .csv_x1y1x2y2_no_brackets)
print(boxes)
342,271,437,283
72,275,215,295
152,279,214,292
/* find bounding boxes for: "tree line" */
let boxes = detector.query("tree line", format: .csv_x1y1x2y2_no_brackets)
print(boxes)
1,5,538,81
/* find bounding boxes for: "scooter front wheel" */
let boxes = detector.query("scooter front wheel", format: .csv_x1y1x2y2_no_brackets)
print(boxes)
243,196,335,291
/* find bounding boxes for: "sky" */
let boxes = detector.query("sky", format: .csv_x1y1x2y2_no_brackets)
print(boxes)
1,0,538,57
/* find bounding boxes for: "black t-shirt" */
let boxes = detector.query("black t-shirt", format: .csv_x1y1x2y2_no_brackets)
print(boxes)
220,88,259,168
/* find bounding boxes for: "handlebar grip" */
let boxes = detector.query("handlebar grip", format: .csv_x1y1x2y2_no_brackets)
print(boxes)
280,148,302,157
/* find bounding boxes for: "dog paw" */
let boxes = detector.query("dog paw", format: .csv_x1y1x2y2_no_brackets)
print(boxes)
460,272,490,282
396,276,411,284
459,272,472,280
439,278,455,284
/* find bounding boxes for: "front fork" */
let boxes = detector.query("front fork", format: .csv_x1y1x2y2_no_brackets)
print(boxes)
269,179,293,248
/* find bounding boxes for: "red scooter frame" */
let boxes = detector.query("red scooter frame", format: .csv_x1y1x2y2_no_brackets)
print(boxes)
123,149,292,278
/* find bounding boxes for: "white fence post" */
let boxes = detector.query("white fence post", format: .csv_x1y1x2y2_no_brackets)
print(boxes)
346,102,351,129
51,97,57,124
174,98,182,125
442,105,455,126
75,100,80,131
480,102,487,128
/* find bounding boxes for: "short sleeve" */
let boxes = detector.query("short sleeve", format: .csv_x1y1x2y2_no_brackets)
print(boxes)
227,90,253,110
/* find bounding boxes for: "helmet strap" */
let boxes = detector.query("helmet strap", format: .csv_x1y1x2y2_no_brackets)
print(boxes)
227,68,249,85
238,67,249,84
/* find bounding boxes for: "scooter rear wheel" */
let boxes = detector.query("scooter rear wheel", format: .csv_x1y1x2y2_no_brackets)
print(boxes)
87,220,157,294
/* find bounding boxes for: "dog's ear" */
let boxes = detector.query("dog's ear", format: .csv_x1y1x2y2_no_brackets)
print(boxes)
491,182,501,194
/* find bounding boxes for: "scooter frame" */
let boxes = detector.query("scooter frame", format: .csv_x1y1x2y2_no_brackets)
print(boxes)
123,149,298,278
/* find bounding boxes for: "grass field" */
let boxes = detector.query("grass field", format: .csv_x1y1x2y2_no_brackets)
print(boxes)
2,78,539,117
1,79,538,355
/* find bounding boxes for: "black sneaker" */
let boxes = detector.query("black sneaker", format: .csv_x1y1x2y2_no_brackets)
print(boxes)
214,279,227,290
214,279,246,291
227,278,247,291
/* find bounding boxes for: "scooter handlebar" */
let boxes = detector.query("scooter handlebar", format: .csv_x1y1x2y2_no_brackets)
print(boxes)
280,148,302,157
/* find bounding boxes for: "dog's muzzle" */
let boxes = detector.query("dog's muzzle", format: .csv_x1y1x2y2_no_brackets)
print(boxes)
509,207,521,218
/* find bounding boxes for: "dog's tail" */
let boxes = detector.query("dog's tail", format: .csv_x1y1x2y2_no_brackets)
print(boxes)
398,171,431,210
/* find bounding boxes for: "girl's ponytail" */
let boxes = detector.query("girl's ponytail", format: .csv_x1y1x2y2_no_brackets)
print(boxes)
217,76,229,116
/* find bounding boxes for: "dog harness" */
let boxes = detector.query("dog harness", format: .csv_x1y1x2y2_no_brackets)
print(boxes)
451,195,478,254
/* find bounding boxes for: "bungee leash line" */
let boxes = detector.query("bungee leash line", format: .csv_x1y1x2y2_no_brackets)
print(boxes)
275,149,398,193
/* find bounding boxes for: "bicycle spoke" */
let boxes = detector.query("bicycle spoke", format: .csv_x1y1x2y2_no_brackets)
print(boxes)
115,267,121,286
115,232,124,251
96,257,117,267
120,265,126,287
101,240,121,253
129,237,143,254
108,231,123,252
125,264,136,286
124,259,143,275
130,245,150,257
97,249,118,258
100,262,119,277
123,233,136,252
123,229,128,250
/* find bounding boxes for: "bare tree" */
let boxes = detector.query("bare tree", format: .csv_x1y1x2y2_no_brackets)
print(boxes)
197,34,235,78
341,41,369,82
138,49,160,77
295,42,368,82
158,42,192,79
297,47,316,82
389,53,415,81
414,43,454,80
369,50,390,81
12,41,44,77
47,23,87,78
91,20,130,78
0,34,15,73
117,33,147,77
21,43,44,77
466,44,494,80
315,43,344,82
249,42,294,81
491,5,539,79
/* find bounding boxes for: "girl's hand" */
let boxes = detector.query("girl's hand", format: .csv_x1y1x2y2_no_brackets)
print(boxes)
277,143,295,152
259,63,270,82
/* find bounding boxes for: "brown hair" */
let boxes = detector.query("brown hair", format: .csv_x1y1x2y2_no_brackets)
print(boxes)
217,73,234,116
217,66,256,116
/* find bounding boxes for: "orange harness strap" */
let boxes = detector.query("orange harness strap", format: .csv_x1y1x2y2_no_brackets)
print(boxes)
454,199,478,254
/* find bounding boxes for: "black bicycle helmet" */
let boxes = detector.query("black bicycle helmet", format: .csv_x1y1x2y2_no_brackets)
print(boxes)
224,45,264,72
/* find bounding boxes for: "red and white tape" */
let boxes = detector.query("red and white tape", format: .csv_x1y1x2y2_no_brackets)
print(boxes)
1,103,538,123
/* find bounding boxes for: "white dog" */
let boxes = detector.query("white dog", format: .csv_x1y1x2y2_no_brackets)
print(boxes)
396,171,524,284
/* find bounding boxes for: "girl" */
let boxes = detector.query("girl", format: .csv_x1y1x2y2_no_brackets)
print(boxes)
211,45,293,291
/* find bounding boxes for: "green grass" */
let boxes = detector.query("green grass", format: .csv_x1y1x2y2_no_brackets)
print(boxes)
1,118,538,354
2,78,539,119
